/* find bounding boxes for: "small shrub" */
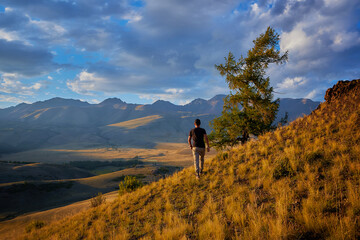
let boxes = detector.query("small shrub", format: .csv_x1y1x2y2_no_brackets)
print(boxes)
119,176,143,195
273,157,295,180
26,220,45,233
305,151,324,164
90,192,106,208
305,151,332,168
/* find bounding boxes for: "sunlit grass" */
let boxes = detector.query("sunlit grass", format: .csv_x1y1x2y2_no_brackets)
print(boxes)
107,115,163,129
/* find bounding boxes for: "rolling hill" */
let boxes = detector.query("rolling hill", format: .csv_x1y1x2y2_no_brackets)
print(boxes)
0,96,320,154
20,80,360,239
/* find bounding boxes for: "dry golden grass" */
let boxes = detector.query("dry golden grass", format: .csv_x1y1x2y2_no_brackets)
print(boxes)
20,108,50,119
107,115,163,129
21,86,360,239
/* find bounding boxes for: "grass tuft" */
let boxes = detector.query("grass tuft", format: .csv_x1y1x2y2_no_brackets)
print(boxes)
90,192,106,208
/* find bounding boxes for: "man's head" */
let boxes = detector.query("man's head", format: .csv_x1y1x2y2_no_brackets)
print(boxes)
194,119,201,127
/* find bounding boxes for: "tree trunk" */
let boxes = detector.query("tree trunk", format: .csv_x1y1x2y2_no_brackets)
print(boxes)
240,130,249,145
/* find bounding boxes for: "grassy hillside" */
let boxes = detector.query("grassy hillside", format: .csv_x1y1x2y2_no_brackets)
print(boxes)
23,80,360,239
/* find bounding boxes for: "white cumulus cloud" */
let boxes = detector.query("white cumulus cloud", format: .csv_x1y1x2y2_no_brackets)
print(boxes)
0,73,45,95
277,77,307,90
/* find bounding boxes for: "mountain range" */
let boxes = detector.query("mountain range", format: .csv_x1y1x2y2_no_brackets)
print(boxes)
0,95,320,154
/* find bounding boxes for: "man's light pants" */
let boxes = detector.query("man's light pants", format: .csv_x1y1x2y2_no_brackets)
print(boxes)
192,147,205,175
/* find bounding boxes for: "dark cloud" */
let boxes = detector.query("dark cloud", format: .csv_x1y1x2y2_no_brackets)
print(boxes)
0,10,28,30
0,39,57,76
271,0,287,16
1,0,127,20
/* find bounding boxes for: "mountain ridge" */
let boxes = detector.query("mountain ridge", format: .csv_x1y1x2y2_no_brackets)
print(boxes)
0,95,320,122
0,95,321,153
2,94,317,110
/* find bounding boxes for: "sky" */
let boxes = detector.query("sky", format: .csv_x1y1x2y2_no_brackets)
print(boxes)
0,0,359,108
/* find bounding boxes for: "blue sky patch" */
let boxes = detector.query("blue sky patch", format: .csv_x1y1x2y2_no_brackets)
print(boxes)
235,2,250,12
129,0,144,8
52,47,107,66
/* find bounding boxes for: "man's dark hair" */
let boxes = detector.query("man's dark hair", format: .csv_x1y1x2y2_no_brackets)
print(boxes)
195,119,201,126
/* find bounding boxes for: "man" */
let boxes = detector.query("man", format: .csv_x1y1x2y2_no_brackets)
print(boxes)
188,119,210,179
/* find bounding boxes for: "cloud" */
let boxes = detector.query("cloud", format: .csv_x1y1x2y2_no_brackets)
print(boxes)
66,64,164,95
66,71,102,95
331,31,360,52
0,39,58,76
305,89,317,99
281,26,314,58
277,77,307,90
0,73,45,95
139,88,188,103
28,18,67,44
0,94,30,104
0,28,21,41
1,0,128,20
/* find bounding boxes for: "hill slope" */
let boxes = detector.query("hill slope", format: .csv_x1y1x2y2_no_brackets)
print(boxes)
22,80,359,239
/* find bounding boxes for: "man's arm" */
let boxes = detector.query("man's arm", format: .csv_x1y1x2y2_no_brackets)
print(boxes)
188,135,192,149
204,134,210,152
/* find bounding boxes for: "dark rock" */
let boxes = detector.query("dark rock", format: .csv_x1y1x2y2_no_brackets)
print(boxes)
324,79,360,103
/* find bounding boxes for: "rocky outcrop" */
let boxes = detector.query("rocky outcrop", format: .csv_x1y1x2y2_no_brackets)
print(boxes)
324,79,360,103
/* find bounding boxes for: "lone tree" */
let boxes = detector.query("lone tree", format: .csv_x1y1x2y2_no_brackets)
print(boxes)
209,27,288,149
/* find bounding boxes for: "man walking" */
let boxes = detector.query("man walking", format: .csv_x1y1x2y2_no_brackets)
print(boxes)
188,119,210,179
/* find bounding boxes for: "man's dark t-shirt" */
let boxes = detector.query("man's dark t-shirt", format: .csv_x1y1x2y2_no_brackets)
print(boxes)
189,127,207,148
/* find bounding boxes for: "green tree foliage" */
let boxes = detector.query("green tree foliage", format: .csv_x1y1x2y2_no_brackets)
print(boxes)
209,27,288,149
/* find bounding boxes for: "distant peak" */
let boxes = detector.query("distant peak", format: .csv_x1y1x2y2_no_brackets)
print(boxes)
34,97,89,106
210,94,226,101
189,98,207,105
152,100,174,105
15,102,29,107
100,98,125,105
46,97,66,102
41,97,83,102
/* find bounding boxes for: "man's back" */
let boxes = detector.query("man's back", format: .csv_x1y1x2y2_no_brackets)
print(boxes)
189,127,207,148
